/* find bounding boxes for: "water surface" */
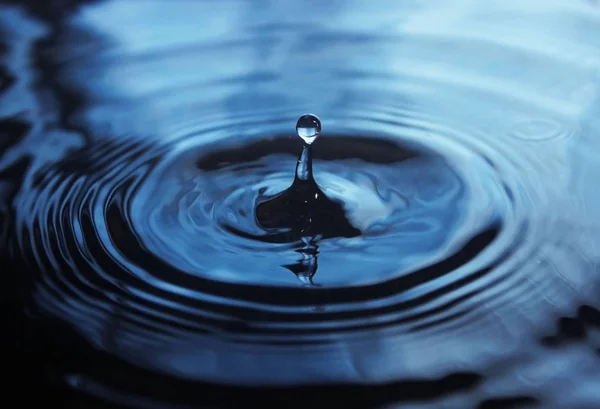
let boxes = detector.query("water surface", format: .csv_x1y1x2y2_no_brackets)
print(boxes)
2,0,600,408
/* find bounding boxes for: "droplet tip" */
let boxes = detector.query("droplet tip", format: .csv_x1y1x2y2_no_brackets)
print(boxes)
296,114,321,145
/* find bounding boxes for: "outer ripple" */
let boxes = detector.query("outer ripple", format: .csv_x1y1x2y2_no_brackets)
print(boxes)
10,108,560,385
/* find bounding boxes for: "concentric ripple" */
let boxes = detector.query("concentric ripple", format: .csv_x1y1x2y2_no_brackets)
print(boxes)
136,129,484,286
10,102,559,384
3,0,600,407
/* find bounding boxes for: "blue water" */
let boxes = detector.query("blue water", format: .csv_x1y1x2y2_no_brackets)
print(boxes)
1,0,600,408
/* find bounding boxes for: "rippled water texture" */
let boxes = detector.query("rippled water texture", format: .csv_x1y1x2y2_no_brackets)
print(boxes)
2,0,600,408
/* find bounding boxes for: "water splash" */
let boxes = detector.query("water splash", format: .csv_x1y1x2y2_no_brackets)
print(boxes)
255,115,361,283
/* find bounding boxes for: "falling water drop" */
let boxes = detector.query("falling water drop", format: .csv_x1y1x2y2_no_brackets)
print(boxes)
296,114,321,145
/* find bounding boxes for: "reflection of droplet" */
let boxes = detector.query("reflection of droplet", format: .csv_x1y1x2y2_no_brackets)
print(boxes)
510,118,575,141
296,114,321,145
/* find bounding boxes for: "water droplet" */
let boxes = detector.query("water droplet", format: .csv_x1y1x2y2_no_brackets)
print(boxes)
254,114,360,283
296,114,321,145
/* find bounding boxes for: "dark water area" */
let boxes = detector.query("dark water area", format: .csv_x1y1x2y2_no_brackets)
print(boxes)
2,0,600,408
